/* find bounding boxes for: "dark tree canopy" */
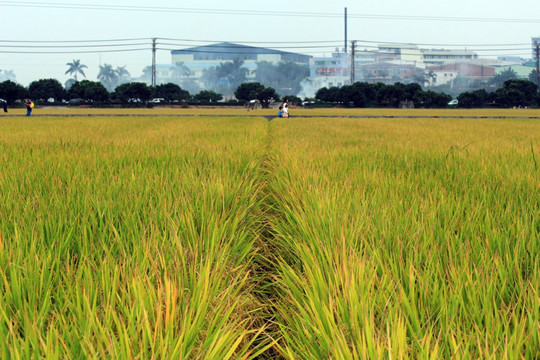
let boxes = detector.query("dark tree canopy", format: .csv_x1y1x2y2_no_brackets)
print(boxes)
154,83,190,102
194,90,223,103
68,80,109,102
490,79,538,108
28,78,65,102
0,80,27,104
489,68,518,88
234,82,278,108
316,82,453,108
457,89,489,108
113,82,152,103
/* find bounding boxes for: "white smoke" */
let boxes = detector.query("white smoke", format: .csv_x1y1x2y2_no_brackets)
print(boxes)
297,78,318,99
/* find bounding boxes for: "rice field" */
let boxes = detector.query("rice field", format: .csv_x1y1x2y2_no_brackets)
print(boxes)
0,110,538,359
8,105,540,118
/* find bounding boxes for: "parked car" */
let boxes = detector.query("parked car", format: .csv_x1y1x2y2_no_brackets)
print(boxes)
68,98,85,105
150,98,165,103
448,99,459,106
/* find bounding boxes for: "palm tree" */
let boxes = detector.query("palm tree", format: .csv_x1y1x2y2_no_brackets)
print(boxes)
64,78,76,91
0,69,16,82
170,62,192,83
98,64,118,92
215,58,248,92
140,66,152,83
427,70,437,87
65,59,87,81
116,65,131,85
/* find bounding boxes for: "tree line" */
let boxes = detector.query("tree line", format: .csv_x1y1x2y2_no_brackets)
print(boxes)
0,79,224,105
1,77,539,109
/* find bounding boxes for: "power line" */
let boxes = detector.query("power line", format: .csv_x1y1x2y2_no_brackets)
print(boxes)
159,43,343,50
0,37,533,49
354,39,533,47
1,1,540,24
0,38,151,43
159,38,345,45
0,48,149,54
0,42,150,48
0,37,536,57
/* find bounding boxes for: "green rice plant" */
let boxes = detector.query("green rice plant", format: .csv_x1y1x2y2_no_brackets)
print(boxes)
266,117,539,359
0,116,272,359
0,112,538,359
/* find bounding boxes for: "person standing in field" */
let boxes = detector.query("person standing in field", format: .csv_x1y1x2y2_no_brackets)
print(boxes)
282,97,289,118
24,98,33,116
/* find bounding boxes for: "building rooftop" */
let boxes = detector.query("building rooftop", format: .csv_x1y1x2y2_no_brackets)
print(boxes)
171,42,309,59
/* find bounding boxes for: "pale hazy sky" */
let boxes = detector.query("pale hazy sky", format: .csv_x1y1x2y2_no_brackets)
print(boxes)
1,0,540,86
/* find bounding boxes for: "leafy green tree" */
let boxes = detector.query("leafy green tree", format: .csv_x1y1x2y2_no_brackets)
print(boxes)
315,82,451,108
154,83,190,102
283,95,301,105
403,83,423,100
376,83,405,107
489,68,518,88
28,78,65,102
350,82,378,106
489,79,538,107
457,89,488,108
335,85,355,106
98,63,118,92
415,90,452,108
194,90,223,103
234,82,278,108
65,59,87,81
528,69,539,86
68,80,109,102
338,85,366,107
0,80,26,103
113,82,152,103
315,86,340,103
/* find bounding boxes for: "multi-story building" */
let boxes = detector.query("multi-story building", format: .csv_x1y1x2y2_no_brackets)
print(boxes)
427,62,495,83
306,52,350,89
355,60,426,84
377,44,423,63
422,49,478,65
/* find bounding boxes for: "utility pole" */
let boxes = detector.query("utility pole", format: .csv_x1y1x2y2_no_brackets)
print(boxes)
534,44,540,91
151,38,157,88
344,7,348,53
350,40,356,84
